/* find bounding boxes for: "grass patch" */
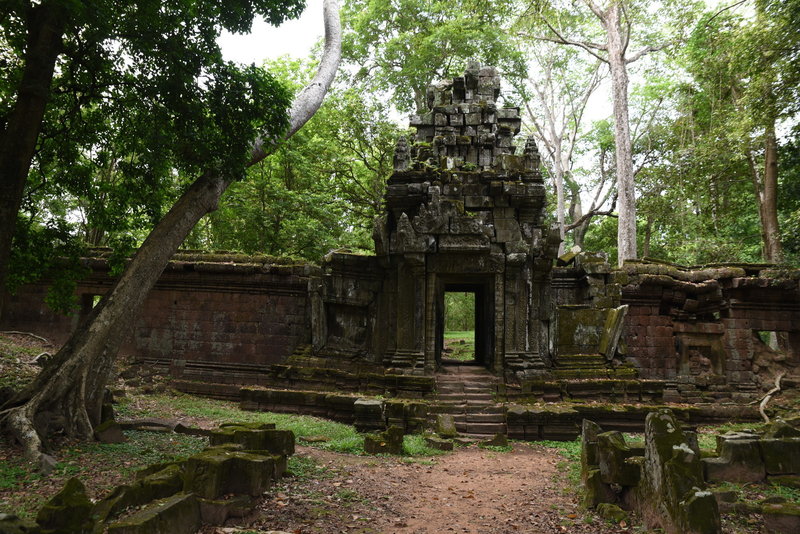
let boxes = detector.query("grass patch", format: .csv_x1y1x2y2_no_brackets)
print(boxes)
402,434,449,456
538,439,582,489
0,430,206,518
443,330,475,362
121,392,452,458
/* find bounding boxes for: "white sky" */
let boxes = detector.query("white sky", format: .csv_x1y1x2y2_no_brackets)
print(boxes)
217,0,325,65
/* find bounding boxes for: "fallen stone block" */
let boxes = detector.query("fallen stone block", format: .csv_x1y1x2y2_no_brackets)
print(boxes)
197,495,254,524
597,431,640,486
425,436,453,451
94,420,127,444
702,438,765,483
107,493,200,534
364,425,404,455
182,447,285,499
762,502,800,534
209,422,293,455
760,438,800,475
36,477,95,533
0,513,39,534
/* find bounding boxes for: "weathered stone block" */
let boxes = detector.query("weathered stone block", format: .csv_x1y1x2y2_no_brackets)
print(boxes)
36,478,94,533
762,503,800,534
107,493,200,534
209,423,293,456
760,438,800,475
425,436,453,451
182,448,283,499
94,420,127,444
436,414,458,438
0,513,38,534
597,431,640,486
702,438,765,483
364,425,404,455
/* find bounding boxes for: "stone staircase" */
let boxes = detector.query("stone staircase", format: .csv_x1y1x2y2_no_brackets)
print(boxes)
433,365,506,437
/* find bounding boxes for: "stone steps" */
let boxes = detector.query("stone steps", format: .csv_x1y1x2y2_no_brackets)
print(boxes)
434,365,506,437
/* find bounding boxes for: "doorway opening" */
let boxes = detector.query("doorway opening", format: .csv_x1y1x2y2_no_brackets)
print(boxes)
436,280,493,369
442,292,476,364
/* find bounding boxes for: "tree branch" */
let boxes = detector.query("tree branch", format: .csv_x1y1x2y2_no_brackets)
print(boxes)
250,0,342,164
625,42,669,64
529,21,609,63
566,203,618,231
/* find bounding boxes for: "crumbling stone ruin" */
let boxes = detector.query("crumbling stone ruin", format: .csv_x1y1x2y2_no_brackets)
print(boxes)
0,422,295,533
582,411,800,534
312,61,558,377
2,64,800,432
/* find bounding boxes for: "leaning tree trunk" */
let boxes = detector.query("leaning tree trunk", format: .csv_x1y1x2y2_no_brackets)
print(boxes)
2,0,342,464
0,2,67,319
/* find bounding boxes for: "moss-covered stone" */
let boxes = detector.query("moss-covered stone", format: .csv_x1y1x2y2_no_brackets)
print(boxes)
638,409,719,534
702,438,765,483
762,502,800,534
580,419,601,482
760,438,800,475
0,513,40,534
762,420,800,439
106,493,200,534
483,433,508,447
197,495,254,524
425,436,454,451
435,414,458,438
582,468,616,508
94,464,184,525
182,447,283,499
597,431,640,486
209,425,294,456
596,503,628,523
93,420,126,444
364,425,404,455
36,477,94,533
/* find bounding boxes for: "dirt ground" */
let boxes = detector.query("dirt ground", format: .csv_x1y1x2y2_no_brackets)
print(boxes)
204,443,631,534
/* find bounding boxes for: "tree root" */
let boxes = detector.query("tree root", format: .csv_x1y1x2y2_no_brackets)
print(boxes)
752,372,785,424
0,330,51,345
1,403,44,465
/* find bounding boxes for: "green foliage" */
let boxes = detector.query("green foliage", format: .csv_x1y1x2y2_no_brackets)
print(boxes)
3,0,303,303
444,292,474,331
342,0,525,111
186,58,402,261
7,217,88,313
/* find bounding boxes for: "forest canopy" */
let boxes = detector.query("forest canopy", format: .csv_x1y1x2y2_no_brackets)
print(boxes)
4,0,799,317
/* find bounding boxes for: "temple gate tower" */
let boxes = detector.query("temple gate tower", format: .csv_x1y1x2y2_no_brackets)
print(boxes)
312,63,559,378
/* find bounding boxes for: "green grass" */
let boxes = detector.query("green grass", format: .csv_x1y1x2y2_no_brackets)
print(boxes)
538,439,582,489
443,330,475,361
122,392,451,457
402,434,449,456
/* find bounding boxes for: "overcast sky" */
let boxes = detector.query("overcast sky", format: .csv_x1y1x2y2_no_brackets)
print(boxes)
218,0,325,65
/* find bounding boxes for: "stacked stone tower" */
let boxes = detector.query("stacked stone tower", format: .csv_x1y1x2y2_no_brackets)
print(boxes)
309,62,558,377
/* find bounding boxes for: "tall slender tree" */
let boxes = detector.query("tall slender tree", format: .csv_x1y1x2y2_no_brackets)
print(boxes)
530,0,699,264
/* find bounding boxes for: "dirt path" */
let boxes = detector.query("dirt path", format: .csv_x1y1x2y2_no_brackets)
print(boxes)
207,443,631,534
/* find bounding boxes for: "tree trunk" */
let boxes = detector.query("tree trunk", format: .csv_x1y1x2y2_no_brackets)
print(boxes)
0,2,67,318
1,0,342,463
554,145,566,256
605,5,637,265
761,121,782,263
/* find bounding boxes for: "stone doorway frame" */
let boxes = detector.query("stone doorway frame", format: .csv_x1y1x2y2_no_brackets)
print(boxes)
432,276,495,371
